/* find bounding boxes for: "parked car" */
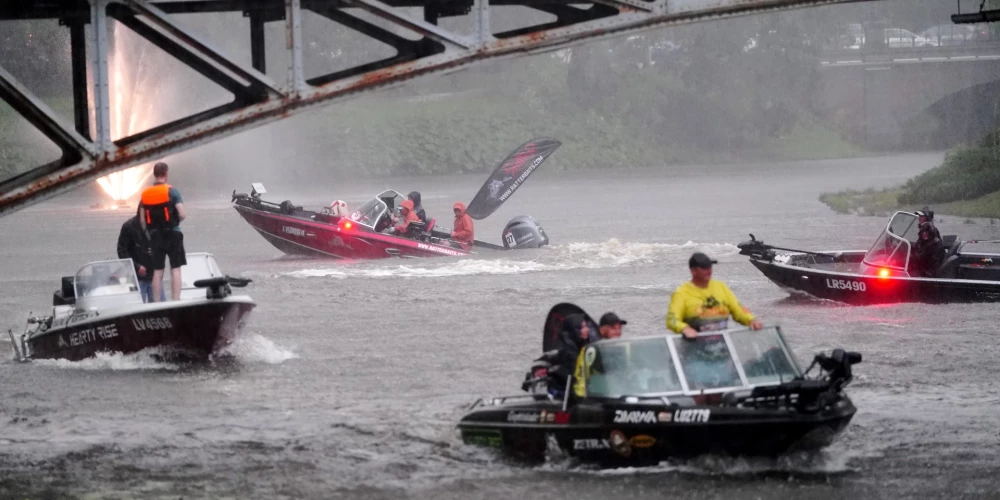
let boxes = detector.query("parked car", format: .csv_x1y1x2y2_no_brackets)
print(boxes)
884,28,938,48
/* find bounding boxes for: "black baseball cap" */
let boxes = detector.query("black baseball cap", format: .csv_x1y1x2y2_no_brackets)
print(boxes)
599,312,627,326
689,252,717,269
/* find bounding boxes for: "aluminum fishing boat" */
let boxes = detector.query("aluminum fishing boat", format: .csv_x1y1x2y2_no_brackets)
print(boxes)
9,253,255,362
738,211,1000,304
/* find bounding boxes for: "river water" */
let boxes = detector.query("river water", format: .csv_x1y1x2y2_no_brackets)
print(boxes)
2,153,999,499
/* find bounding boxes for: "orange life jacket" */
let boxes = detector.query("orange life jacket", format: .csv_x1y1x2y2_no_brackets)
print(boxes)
140,183,178,230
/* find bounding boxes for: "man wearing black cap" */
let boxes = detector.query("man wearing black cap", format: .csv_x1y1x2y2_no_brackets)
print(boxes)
598,312,626,339
666,252,762,339
915,207,941,242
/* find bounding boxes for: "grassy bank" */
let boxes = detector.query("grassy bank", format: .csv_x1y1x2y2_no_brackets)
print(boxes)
232,92,867,181
820,138,1000,219
821,186,1000,220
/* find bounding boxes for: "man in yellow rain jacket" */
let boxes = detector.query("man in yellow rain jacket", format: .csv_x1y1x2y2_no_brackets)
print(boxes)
667,252,762,339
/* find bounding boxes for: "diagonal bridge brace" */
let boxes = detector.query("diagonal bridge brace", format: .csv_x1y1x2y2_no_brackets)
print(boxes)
0,0,875,217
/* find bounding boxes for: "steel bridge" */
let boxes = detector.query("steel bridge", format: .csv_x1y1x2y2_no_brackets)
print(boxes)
0,0,904,216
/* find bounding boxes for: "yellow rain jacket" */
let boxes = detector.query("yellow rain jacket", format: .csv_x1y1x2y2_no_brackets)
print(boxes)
666,280,755,334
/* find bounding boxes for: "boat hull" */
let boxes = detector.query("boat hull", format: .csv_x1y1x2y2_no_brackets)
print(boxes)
749,258,1000,305
24,299,256,361
234,204,470,260
459,399,856,465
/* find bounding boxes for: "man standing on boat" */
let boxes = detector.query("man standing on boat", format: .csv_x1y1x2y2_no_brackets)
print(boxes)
117,208,164,303
139,162,187,302
667,252,762,339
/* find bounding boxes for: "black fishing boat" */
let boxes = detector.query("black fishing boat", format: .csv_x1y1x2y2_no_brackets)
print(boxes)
457,304,861,466
737,211,1000,305
9,253,255,362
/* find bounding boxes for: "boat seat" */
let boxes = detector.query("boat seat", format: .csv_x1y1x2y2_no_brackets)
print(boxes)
52,276,76,306
406,221,427,239
942,236,960,259
425,218,436,233
314,212,340,224
936,255,962,279
279,200,302,215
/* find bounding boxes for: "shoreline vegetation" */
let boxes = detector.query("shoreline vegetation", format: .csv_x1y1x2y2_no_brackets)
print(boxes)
2,91,870,184
820,129,1000,219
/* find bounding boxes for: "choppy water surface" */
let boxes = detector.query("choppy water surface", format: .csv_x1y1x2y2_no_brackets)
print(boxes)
2,154,999,499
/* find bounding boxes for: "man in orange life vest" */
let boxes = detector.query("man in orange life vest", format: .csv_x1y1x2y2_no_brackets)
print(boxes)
139,162,187,301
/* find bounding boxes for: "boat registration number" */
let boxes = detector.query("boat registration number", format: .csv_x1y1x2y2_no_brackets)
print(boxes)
825,278,866,292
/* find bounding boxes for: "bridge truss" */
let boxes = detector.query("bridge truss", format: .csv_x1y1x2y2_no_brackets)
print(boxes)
0,0,872,216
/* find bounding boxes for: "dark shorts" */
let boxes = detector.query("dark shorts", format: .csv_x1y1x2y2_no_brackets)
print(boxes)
150,230,186,270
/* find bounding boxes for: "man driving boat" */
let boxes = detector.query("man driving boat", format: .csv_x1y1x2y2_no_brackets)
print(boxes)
407,191,427,223
915,208,941,242
392,199,420,236
667,252,762,339
911,222,945,278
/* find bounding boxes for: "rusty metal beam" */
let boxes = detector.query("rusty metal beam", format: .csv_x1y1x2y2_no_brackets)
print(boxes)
0,0,876,217
118,0,285,97
0,66,95,160
343,0,475,49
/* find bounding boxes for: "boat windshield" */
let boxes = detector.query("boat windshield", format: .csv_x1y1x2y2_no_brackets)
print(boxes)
581,327,801,398
862,211,918,270
74,259,140,298
583,337,684,396
349,190,404,229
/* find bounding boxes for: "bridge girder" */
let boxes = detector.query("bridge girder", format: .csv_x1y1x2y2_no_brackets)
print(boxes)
0,0,873,217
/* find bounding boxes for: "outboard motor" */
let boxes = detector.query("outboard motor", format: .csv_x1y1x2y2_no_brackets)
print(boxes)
502,215,549,250
737,234,769,258
814,349,862,392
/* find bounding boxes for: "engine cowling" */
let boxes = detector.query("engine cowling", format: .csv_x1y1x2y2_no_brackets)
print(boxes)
502,215,549,249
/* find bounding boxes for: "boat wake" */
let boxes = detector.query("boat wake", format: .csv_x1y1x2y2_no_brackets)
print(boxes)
29,334,297,370
284,239,739,279
31,347,185,371
537,447,864,477
215,333,298,364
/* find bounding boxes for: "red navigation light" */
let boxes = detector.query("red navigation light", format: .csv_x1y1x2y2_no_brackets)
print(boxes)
344,221,353,230
878,268,890,278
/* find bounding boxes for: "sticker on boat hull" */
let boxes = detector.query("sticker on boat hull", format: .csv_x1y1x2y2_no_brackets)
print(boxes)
825,278,866,292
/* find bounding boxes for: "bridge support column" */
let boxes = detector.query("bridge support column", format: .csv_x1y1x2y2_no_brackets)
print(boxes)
67,18,91,140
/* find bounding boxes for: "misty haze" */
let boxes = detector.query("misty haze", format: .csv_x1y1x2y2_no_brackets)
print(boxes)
1,0,999,498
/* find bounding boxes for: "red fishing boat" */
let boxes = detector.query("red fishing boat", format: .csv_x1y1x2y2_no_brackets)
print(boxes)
231,138,559,260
